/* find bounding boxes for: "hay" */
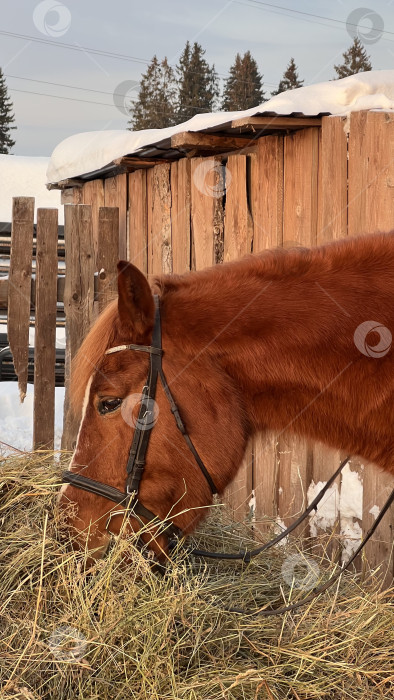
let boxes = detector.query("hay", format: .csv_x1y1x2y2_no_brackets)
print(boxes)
0,452,393,700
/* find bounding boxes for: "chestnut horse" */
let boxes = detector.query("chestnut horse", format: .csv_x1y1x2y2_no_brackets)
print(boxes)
59,232,394,559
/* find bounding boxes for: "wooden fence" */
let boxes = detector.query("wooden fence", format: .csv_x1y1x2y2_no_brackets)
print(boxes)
5,199,119,450
5,110,394,579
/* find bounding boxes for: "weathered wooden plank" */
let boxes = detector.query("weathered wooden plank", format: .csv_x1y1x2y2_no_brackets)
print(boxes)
249,139,282,525
62,205,95,450
33,208,58,449
252,135,284,252
170,159,191,274
278,128,320,527
61,187,83,205
104,174,127,259
171,131,251,153
190,156,224,270
128,169,148,273
348,110,394,581
232,116,322,130
147,164,172,276
97,207,119,313
222,154,253,517
8,197,35,402
317,116,347,243
81,179,105,265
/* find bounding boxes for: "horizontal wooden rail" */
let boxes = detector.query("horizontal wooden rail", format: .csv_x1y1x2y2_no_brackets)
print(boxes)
0,273,107,310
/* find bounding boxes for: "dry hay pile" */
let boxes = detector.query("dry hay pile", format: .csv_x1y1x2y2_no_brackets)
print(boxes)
0,451,393,700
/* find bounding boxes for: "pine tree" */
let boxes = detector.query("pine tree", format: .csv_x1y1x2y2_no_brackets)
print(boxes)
222,51,264,111
271,58,304,96
176,41,219,122
129,55,177,130
334,37,372,79
0,68,16,154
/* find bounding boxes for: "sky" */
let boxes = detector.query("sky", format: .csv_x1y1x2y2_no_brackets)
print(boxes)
1,0,394,156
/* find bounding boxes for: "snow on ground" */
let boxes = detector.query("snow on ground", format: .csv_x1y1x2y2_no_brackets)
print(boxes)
47,70,394,184
0,382,65,455
0,155,62,225
0,324,66,454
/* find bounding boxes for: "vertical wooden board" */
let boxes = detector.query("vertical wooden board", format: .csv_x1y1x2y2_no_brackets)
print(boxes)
104,174,127,259
312,118,347,552
62,205,95,450
283,127,319,247
317,116,348,243
8,197,35,403
278,127,320,526
81,179,105,264
249,139,283,525
33,208,58,449
61,187,83,205
128,170,148,273
253,433,278,531
277,434,312,527
97,207,119,313
171,159,191,274
190,156,224,270
348,110,394,580
222,154,253,517
252,135,284,252
147,164,172,277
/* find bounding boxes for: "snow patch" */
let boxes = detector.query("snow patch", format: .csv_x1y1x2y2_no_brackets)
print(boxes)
248,489,256,521
0,382,64,454
307,481,339,537
369,505,380,521
274,517,288,547
47,71,394,184
307,463,364,564
0,155,62,224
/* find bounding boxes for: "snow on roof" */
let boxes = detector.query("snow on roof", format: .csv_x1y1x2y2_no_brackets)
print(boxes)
0,155,62,225
47,70,394,185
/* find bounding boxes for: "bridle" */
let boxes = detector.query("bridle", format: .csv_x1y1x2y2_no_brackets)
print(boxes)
62,295,218,544
62,295,394,616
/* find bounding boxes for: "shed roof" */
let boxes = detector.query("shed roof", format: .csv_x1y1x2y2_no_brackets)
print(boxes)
47,70,394,188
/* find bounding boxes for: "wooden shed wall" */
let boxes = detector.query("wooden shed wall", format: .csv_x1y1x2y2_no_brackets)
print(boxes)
71,111,393,578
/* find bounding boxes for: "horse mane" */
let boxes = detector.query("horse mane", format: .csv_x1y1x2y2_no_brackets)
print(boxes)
71,299,119,412
71,231,394,413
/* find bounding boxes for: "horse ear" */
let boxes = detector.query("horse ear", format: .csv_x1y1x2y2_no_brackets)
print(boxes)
117,261,155,339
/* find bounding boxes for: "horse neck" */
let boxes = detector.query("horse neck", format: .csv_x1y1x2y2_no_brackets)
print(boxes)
162,239,390,439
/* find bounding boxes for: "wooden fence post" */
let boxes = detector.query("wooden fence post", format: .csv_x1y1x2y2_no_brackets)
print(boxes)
8,197,35,403
97,207,119,313
62,204,95,450
33,208,58,449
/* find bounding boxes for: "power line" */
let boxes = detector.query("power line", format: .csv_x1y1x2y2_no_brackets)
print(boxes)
235,0,394,39
0,29,278,87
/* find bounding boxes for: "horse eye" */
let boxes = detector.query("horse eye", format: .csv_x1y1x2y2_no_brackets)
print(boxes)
98,398,123,415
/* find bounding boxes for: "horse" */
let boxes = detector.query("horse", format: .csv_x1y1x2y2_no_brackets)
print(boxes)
59,232,394,561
